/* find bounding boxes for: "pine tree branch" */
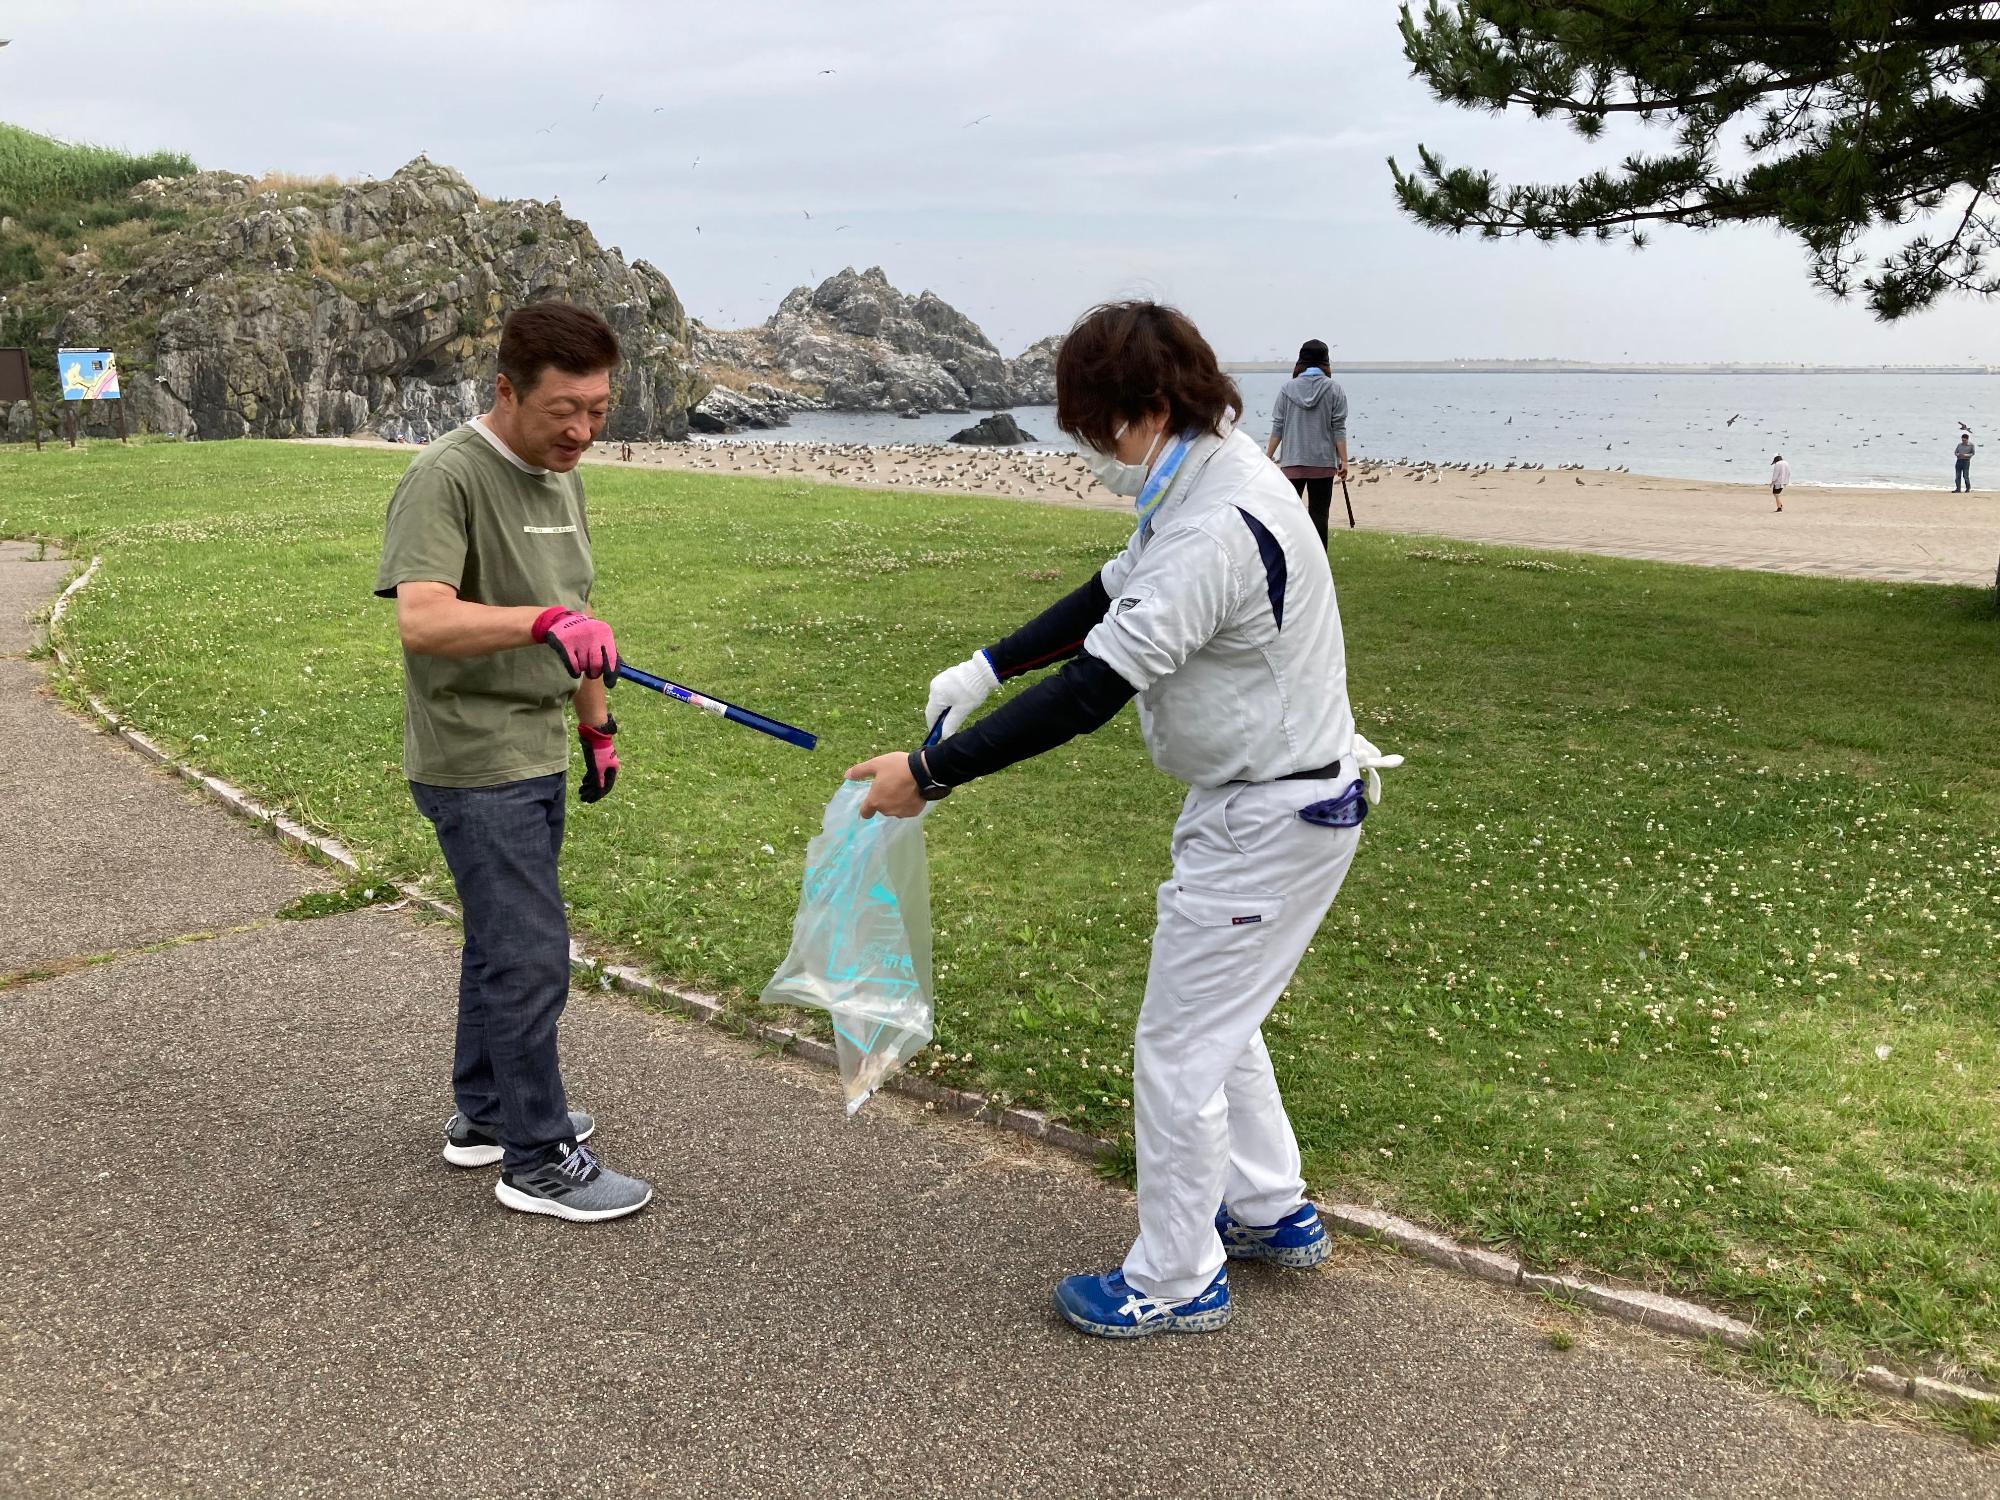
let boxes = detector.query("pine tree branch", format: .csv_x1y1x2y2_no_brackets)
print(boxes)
1394,1,2000,316
1540,0,2000,46
1497,68,1844,117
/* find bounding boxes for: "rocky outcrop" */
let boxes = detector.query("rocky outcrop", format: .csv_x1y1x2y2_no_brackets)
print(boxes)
689,379,824,434
4,401,47,445
7,156,704,442
3,139,1076,442
1009,333,1062,406
699,267,1058,415
950,412,1036,445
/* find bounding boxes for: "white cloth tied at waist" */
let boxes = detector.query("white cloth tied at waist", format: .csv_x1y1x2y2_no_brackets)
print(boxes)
1350,732,1403,806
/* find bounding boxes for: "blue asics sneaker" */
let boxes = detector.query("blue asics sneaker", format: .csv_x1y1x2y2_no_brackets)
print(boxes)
1053,1267,1231,1339
1215,1202,1332,1269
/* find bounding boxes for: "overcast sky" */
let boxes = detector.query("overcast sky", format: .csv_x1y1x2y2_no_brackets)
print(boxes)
8,0,1999,363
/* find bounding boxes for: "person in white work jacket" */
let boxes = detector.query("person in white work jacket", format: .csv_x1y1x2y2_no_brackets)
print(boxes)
846,300,1397,1339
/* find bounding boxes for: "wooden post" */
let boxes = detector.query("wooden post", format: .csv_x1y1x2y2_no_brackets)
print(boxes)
0,349,40,452
63,403,75,448
115,398,127,444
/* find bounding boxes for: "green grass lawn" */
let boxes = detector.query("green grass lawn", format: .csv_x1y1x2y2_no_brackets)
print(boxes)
7,440,1998,1384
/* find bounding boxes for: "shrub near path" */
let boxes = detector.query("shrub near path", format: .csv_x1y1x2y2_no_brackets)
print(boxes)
8,440,1998,1385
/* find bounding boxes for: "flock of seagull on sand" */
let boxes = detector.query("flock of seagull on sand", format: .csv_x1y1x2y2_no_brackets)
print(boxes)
595,438,1630,501
609,440,1115,502
1371,458,1629,484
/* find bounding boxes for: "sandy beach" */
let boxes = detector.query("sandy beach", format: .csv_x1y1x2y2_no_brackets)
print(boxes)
305,437,1999,589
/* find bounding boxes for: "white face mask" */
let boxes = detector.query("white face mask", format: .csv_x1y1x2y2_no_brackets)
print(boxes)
1081,423,1165,497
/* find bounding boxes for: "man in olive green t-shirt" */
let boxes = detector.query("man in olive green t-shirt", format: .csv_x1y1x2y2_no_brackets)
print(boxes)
375,301,651,1223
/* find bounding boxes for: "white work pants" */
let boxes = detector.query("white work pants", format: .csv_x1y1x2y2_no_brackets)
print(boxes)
1121,779,1361,1300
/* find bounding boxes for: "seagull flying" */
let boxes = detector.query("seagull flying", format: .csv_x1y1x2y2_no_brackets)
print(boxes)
963,114,991,127
597,173,609,183
591,93,604,111
536,121,558,133
1725,413,1741,426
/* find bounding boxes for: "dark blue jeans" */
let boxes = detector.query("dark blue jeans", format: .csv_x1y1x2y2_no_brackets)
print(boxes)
1956,457,1972,491
410,773,574,1169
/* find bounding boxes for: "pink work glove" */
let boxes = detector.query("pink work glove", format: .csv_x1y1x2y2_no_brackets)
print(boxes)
532,606,619,680
578,716,619,803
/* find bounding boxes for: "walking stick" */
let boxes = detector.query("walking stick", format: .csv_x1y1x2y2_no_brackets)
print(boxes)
1340,471,1356,529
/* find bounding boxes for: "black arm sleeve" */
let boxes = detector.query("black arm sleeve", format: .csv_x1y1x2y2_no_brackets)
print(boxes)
920,650,1136,788
983,572,1111,680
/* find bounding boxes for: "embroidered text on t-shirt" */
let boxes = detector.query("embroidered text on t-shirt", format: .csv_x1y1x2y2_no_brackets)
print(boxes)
522,524,579,535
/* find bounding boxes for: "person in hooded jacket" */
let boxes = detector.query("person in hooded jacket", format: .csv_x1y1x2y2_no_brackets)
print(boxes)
1265,339,1349,547
844,301,1399,1339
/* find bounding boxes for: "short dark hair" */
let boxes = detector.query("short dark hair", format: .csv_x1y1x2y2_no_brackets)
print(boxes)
1294,338,1330,377
498,302,620,396
1055,301,1241,450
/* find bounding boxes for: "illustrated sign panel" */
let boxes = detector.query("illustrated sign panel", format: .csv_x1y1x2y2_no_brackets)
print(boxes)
58,348,120,401
0,348,30,403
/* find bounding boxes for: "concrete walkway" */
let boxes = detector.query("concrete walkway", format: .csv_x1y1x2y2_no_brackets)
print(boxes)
2,542,1992,1499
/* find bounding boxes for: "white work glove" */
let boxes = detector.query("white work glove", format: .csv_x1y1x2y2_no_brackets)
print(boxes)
1351,732,1404,805
924,650,1000,739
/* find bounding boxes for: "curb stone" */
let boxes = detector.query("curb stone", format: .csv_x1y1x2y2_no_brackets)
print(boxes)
1863,1367,1916,1399
1327,1205,1525,1286
1569,1285,1757,1350
1911,1376,2000,1411
42,551,1999,1420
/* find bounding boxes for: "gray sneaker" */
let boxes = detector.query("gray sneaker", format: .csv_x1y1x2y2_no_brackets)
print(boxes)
443,1110,594,1169
495,1141,652,1223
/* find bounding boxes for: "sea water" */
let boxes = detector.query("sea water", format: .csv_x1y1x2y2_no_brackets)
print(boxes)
719,371,2000,490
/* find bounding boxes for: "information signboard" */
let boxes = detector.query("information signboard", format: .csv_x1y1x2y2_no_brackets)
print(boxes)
58,348,121,401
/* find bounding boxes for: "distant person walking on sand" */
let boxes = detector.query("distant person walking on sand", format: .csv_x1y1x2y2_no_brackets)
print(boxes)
1954,432,1974,492
1770,454,1790,512
1265,339,1348,547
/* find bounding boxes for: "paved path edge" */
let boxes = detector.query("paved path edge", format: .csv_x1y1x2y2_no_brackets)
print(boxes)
43,551,1998,1418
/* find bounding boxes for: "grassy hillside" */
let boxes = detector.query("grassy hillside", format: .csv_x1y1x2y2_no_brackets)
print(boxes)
0,123,194,280
0,124,196,409
0,122,192,208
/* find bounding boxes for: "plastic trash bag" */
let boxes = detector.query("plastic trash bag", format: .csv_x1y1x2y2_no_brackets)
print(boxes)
760,780,934,1114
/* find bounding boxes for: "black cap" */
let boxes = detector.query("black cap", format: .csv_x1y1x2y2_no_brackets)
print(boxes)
1297,339,1330,368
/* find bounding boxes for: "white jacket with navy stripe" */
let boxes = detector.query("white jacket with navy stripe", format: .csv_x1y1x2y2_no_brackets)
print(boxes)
1084,425,1355,788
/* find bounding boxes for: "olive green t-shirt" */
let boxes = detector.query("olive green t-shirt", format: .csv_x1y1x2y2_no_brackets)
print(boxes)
374,421,593,787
